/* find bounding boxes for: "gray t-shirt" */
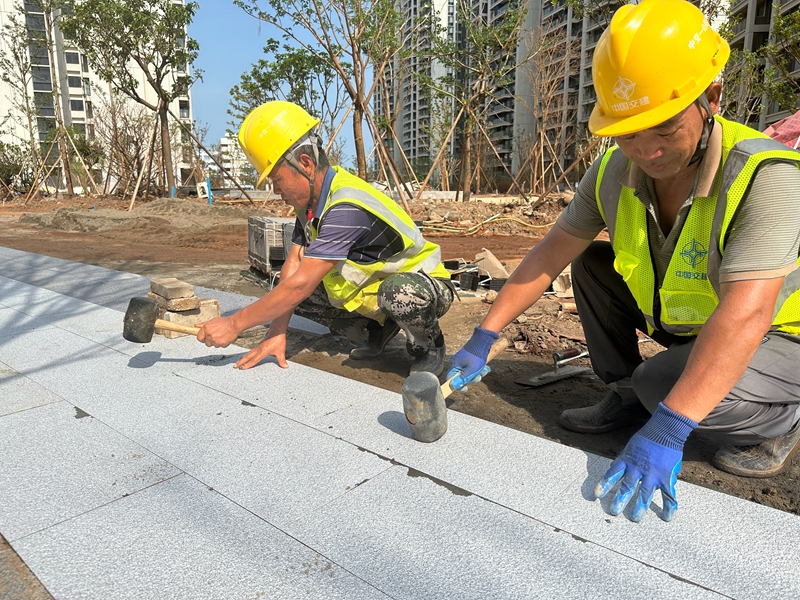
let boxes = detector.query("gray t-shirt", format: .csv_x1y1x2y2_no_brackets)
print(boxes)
291,167,404,264
557,149,800,284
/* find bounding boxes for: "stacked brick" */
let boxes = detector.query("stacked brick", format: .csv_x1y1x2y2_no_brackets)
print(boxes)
148,277,220,339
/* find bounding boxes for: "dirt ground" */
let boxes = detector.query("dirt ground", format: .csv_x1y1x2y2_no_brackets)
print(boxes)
2,191,799,523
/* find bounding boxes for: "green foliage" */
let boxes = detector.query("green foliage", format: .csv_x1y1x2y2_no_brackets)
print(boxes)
227,40,341,133
234,0,406,176
761,9,800,112
60,0,201,109
0,141,32,191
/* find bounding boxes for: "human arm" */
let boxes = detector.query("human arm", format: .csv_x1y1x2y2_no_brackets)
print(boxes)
446,226,592,387
233,243,305,370
596,276,785,521
196,250,336,352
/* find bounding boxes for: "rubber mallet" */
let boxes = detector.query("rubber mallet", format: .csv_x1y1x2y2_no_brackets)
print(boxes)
401,337,510,442
122,296,200,343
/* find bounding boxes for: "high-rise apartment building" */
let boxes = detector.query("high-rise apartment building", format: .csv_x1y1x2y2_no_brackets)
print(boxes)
0,0,194,186
373,0,458,177
729,0,800,131
378,0,798,190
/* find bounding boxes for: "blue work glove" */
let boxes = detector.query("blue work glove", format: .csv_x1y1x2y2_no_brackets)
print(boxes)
594,402,697,523
445,327,499,392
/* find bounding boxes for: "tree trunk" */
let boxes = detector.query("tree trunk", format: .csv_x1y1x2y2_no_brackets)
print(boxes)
461,121,472,203
352,102,367,179
44,11,73,195
159,104,175,191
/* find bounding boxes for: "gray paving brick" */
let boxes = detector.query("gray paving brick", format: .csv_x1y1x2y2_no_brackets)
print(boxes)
0,361,63,417
12,475,389,600
0,401,180,541
284,465,723,600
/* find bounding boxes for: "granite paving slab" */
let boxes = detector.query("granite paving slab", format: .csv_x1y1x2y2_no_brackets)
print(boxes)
0,360,63,417
0,401,180,541
12,475,390,600
283,465,723,600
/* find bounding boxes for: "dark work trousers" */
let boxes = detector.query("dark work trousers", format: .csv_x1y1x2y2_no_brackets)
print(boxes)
294,273,454,353
572,241,800,446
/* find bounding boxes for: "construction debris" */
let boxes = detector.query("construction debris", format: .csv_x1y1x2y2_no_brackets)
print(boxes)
149,277,220,339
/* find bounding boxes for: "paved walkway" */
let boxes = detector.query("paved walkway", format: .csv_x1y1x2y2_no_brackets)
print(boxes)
1,247,798,599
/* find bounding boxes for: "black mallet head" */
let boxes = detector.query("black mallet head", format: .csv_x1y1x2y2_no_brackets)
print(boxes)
123,296,161,343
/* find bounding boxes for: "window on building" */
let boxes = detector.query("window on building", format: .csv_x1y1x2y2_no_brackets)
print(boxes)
86,102,93,118
32,66,52,91
70,99,84,111
179,100,190,119
34,92,55,117
25,13,45,31
83,78,91,96
72,123,86,134
24,2,43,11
87,124,95,138
29,42,47,66
81,55,89,72
65,52,80,65
68,76,82,88
37,117,55,140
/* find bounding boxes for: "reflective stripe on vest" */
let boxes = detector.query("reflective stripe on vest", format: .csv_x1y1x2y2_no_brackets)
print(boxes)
305,167,449,320
596,116,800,335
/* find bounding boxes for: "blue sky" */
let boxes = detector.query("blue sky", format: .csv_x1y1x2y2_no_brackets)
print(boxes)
188,3,270,146
188,3,361,166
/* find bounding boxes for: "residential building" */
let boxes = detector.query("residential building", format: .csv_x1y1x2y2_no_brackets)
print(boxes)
378,0,800,191
217,135,252,187
373,0,457,181
0,0,194,185
728,0,800,131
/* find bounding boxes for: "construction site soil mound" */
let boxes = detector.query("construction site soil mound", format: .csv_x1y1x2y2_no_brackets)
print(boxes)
1,193,798,518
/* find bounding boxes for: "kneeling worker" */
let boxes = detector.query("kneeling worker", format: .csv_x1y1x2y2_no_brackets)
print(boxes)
447,0,800,522
197,101,453,376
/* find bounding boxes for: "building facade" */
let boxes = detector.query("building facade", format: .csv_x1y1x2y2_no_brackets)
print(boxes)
377,0,799,190
729,0,800,131
0,0,194,187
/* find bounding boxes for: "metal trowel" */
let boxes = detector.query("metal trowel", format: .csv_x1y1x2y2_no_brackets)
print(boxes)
516,347,590,387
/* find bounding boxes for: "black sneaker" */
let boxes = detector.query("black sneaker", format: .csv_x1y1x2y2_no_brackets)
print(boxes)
558,391,650,434
409,335,446,376
349,319,400,360
712,418,800,478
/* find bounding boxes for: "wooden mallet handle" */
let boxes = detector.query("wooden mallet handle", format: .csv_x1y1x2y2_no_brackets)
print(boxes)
154,319,201,336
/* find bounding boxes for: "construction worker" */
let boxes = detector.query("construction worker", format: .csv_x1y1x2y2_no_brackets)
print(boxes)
197,101,454,376
447,0,800,522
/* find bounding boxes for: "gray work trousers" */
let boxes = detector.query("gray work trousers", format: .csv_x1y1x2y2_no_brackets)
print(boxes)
572,241,800,446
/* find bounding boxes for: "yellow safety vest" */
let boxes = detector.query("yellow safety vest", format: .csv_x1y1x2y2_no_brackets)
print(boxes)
595,116,800,336
300,167,450,322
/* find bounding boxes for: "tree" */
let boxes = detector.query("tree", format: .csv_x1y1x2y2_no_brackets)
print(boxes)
61,0,201,192
0,7,39,171
0,141,32,193
761,10,800,113
90,91,156,196
420,0,533,201
520,25,581,194
226,39,348,158
234,0,405,179
719,48,766,125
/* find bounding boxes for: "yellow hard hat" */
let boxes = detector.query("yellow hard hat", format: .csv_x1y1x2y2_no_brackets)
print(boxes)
238,101,320,187
588,0,729,137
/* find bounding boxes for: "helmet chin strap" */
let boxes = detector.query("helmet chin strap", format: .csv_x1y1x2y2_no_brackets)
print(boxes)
282,132,321,239
689,94,715,166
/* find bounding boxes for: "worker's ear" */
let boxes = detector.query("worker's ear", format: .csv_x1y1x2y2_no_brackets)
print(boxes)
298,153,316,177
705,82,722,116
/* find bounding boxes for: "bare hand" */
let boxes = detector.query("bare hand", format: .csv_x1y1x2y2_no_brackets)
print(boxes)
235,332,289,370
196,316,239,348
